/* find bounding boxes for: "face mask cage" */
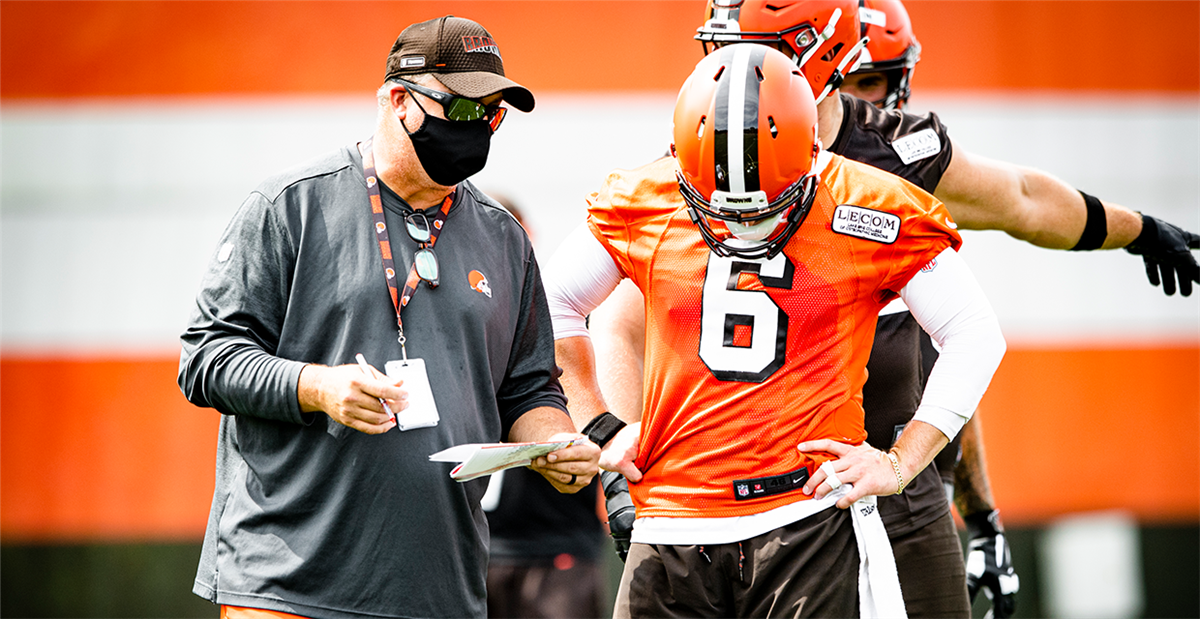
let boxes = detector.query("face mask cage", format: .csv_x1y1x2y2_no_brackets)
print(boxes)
697,8,869,104
677,171,819,259
697,20,824,66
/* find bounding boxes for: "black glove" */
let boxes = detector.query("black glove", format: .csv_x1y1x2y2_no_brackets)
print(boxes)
1124,214,1200,296
965,509,1019,618
601,470,635,562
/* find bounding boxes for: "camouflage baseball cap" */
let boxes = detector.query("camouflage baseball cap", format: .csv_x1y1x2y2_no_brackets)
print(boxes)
384,15,534,112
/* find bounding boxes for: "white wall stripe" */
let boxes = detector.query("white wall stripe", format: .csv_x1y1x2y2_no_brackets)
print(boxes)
1,93,1196,352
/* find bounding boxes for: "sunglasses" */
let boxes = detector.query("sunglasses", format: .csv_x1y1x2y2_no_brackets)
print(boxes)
398,79,507,132
405,211,439,288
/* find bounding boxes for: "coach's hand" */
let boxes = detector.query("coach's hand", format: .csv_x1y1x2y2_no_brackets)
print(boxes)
600,471,635,562
298,363,404,434
531,432,600,494
965,509,1020,618
1125,214,1200,296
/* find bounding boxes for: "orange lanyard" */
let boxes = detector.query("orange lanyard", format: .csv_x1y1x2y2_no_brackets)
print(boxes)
359,137,451,354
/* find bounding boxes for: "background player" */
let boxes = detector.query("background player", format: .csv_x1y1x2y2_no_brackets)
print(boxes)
843,1,1015,614
589,0,1200,617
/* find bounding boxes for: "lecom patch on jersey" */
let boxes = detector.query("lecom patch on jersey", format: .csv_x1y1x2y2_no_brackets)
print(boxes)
832,204,901,244
891,128,941,165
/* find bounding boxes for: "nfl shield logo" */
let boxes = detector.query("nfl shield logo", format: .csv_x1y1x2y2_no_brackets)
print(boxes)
736,483,750,497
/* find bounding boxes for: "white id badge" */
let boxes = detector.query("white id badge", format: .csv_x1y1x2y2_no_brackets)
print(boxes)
384,358,440,430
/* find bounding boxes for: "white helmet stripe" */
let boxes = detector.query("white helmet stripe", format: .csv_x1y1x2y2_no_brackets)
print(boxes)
713,44,766,194
726,44,751,193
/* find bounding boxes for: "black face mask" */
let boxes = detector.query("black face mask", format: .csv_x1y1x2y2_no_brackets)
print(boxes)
402,99,492,187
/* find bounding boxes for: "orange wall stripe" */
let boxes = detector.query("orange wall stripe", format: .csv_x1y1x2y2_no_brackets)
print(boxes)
2,1,1196,100
979,346,1200,523
2,346,1197,540
1,358,218,541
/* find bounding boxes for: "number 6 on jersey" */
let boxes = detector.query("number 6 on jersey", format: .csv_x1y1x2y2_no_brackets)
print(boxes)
698,252,794,382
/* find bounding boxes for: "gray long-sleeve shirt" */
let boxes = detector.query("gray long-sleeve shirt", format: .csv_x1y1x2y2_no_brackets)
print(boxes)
179,144,568,619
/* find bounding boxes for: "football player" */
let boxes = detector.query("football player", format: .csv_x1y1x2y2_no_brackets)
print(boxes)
544,44,1007,618
588,0,1200,617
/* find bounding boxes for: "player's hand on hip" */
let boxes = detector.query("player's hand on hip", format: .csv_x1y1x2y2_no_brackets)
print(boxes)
599,423,644,483
302,364,405,434
965,509,1020,618
1124,215,1200,296
796,439,898,509
532,432,600,494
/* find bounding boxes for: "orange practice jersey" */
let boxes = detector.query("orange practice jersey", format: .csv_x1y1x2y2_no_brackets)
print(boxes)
587,154,961,519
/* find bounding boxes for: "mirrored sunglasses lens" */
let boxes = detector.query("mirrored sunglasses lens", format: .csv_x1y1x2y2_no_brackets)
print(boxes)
446,97,487,122
414,248,439,283
488,107,507,132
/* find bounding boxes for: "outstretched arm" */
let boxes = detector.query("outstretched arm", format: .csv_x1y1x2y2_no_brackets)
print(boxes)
936,142,1200,295
936,144,1140,248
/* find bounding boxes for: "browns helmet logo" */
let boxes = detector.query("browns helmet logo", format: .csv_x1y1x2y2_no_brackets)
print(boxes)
468,270,492,298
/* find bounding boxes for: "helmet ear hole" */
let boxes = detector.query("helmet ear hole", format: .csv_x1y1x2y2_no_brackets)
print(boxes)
755,66,765,82
697,116,707,140
821,42,844,62
768,116,778,138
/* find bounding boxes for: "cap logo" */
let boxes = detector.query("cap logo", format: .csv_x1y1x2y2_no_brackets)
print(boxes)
462,35,501,59
400,56,426,69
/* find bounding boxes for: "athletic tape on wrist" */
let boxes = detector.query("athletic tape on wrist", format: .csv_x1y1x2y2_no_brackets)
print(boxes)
1071,190,1108,251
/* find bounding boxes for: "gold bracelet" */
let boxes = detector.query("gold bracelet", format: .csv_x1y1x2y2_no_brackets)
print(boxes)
886,450,906,495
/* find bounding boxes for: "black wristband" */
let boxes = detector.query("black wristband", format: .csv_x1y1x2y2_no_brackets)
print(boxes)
581,412,627,447
1071,190,1108,251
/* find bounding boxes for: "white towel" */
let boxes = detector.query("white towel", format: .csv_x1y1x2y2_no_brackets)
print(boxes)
836,486,907,618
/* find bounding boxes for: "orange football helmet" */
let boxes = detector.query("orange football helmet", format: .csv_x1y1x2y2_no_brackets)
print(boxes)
853,0,921,109
673,44,820,260
695,0,868,103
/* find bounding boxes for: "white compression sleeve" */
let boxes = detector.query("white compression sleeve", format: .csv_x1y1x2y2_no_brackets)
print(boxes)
900,247,1006,441
542,223,624,340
